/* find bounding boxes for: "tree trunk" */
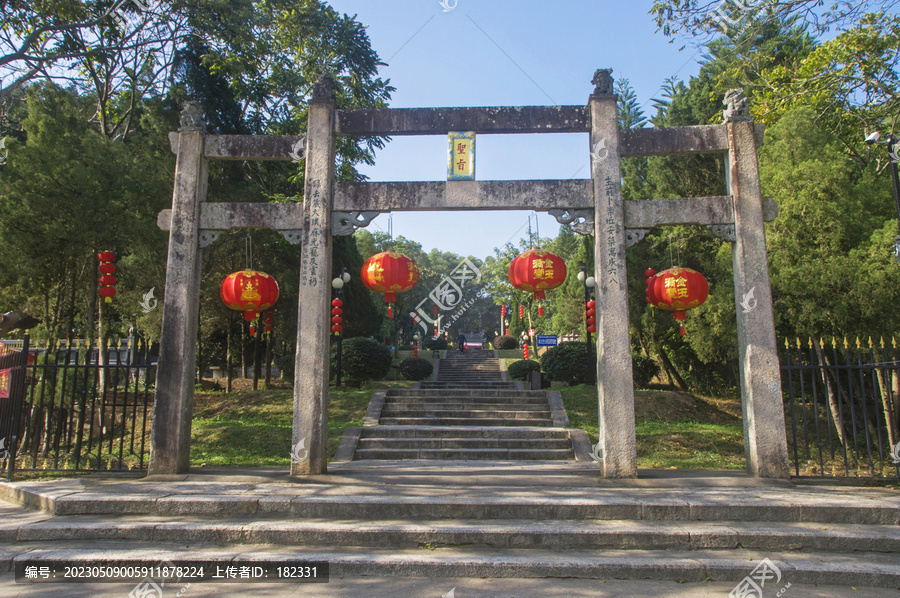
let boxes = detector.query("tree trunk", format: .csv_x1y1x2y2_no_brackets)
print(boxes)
812,339,849,452
656,343,688,391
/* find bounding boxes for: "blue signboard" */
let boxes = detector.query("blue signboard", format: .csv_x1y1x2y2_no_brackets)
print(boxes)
536,335,558,347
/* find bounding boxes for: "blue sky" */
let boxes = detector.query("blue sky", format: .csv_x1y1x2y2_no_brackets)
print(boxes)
325,0,706,259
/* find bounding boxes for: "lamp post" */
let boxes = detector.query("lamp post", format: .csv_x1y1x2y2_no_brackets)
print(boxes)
331,268,351,387
577,267,597,346
865,131,900,262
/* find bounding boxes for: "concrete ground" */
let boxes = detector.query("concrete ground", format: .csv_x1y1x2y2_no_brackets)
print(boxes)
2,574,899,597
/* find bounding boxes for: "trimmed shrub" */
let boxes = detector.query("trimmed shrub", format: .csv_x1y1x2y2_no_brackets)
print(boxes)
332,337,392,384
398,357,434,381
493,335,518,350
424,338,448,350
540,342,596,386
631,352,660,389
507,359,541,381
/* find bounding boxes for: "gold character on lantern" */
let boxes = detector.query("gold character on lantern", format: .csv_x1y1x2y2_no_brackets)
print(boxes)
241,279,262,302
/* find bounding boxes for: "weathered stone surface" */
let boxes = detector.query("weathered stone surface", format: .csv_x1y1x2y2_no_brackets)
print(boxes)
203,135,306,161
727,120,791,479
291,89,336,476
591,92,637,478
620,125,727,157
150,119,208,475
336,106,590,136
334,180,593,212
157,202,305,232
623,196,778,229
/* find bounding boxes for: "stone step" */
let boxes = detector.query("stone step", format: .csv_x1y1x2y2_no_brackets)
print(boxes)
357,438,572,450
381,402,550,412
385,396,547,405
353,448,574,460
8,518,899,553
6,476,899,525
420,385,517,390
379,409,551,420
388,389,544,397
358,426,571,439
383,399,549,408
1,543,898,588
379,417,555,427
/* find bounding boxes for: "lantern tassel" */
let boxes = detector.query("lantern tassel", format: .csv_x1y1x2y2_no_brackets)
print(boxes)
387,306,393,319
679,324,686,337
538,304,544,317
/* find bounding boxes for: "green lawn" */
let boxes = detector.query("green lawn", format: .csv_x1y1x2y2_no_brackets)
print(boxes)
558,384,746,470
190,381,413,465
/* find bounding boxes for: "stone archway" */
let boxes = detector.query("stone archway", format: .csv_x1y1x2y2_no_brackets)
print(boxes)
150,69,789,480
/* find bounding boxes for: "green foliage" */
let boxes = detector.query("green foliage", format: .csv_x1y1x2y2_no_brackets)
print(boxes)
332,337,391,384
493,335,518,350
540,342,597,386
425,338,448,350
398,358,433,381
506,359,541,381
631,353,661,389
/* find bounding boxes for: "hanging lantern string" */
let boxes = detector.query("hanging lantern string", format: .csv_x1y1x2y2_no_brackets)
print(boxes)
668,231,674,269
677,231,682,266
245,234,254,271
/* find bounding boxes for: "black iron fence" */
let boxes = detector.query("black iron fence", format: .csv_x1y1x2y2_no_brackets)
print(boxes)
0,335,156,479
781,337,900,480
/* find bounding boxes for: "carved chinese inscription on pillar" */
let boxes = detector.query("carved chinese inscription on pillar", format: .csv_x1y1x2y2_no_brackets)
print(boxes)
301,180,325,288
448,131,475,181
604,176,620,286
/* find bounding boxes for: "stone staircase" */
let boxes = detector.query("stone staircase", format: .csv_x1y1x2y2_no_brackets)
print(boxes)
1,467,899,593
340,349,587,461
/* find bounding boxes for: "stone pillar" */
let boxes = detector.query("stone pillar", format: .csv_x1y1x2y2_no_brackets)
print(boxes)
149,102,208,475
589,70,637,478
291,75,336,475
724,90,790,479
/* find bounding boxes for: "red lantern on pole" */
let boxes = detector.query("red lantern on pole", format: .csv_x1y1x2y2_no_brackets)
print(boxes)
645,267,709,336
98,252,117,303
361,251,419,319
508,249,567,301
523,344,529,359
221,270,280,323
508,249,567,317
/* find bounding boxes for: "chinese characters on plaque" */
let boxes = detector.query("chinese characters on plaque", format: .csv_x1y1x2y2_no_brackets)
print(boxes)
448,132,475,181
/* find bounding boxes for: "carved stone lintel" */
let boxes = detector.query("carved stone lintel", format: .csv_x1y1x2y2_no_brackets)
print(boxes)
548,209,594,236
179,101,206,132
707,224,736,242
723,89,751,123
332,211,380,236
281,230,303,244
625,229,650,248
312,73,336,102
198,230,222,248
591,68,614,96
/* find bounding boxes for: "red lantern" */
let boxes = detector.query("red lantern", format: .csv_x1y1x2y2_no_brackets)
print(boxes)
519,305,524,318
332,298,343,308
501,305,507,317
508,249,567,301
361,251,419,319
523,344,529,359
221,270,280,322
645,267,709,336
98,252,117,303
